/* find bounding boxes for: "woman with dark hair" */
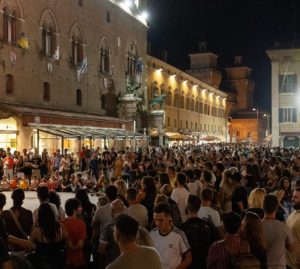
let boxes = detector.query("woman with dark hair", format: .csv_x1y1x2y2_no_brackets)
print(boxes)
137,176,157,226
2,188,33,239
30,203,70,269
241,212,267,269
48,191,65,221
157,173,170,190
75,189,96,264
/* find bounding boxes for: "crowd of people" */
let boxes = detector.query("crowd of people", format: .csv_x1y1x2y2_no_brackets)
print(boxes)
0,144,300,269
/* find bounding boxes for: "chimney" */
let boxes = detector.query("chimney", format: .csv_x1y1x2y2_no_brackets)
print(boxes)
199,41,207,52
234,56,243,66
161,50,168,62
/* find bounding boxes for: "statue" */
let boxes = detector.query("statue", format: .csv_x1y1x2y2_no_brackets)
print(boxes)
125,74,141,94
149,94,166,110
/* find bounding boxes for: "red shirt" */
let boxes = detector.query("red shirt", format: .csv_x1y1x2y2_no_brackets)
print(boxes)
3,157,14,169
62,217,86,266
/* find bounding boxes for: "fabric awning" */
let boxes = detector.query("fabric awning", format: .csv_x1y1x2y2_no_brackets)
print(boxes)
28,124,144,139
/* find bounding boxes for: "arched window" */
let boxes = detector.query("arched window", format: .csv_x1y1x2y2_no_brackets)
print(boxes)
100,39,110,73
185,97,189,110
195,101,199,112
190,98,194,111
180,96,185,109
76,89,82,106
173,90,179,107
72,37,83,64
6,74,14,94
200,102,203,114
127,43,138,76
43,82,50,102
70,23,85,65
3,8,17,44
167,90,172,106
151,82,158,99
160,84,166,96
42,25,56,57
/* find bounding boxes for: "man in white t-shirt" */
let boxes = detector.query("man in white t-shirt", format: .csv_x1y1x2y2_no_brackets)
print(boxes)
150,202,192,269
126,188,148,228
171,173,190,222
198,188,221,228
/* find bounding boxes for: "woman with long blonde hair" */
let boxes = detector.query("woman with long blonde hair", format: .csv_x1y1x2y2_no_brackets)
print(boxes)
219,169,236,212
247,188,266,219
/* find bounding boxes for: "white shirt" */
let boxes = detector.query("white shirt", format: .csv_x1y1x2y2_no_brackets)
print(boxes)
127,203,148,228
150,227,190,269
171,187,190,222
197,206,221,227
92,202,113,237
33,202,59,223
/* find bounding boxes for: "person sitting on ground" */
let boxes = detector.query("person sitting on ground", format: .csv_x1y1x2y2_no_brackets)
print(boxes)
106,214,162,269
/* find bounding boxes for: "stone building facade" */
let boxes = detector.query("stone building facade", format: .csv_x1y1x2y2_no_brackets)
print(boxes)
267,45,300,147
0,0,148,153
147,56,228,145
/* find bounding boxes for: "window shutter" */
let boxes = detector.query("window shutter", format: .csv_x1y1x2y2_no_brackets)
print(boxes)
11,13,16,44
51,31,57,56
3,9,8,42
78,44,83,63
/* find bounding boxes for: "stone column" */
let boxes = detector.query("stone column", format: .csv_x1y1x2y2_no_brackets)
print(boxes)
271,61,280,147
147,110,165,147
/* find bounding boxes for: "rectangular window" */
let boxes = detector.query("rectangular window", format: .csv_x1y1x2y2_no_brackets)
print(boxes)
107,11,111,22
167,117,170,127
43,82,50,102
279,108,297,122
279,74,297,93
174,119,177,128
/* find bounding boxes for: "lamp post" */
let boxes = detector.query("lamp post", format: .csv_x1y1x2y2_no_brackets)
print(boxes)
252,108,259,143
263,113,271,137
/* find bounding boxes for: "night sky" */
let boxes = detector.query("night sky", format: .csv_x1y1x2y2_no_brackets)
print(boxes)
147,0,300,112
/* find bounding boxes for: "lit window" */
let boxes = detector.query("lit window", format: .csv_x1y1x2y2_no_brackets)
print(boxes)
279,108,297,122
279,74,297,93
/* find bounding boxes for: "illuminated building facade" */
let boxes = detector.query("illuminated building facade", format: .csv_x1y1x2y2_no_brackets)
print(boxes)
0,0,148,153
224,57,269,144
267,44,300,147
147,56,228,144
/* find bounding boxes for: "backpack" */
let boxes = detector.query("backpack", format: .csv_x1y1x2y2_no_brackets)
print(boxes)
225,240,260,269
202,215,219,245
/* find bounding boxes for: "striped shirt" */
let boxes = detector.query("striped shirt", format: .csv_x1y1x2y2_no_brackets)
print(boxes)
150,227,190,269
207,235,241,269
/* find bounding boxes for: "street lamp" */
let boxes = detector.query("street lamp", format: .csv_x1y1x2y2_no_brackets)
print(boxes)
252,108,259,143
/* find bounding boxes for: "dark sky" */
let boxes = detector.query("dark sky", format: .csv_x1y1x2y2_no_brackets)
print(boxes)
147,0,300,111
